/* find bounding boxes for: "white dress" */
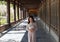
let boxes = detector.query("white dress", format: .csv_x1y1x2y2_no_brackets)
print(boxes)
26,22,37,42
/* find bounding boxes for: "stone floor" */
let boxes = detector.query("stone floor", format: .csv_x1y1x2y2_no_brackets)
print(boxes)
0,17,56,42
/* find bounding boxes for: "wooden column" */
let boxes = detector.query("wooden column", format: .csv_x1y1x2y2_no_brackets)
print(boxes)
23,8,25,19
23,8,26,19
26,11,28,18
44,0,47,29
41,1,43,19
13,1,16,22
19,7,22,19
25,9,26,18
19,7,21,19
20,6,23,19
48,0,51,32
58,0,60,42
21,10,24,19
17,2,19,20
25,10,27,18
7,0,10,26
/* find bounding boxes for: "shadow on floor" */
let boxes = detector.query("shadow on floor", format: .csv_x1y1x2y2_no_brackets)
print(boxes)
21,31,28,42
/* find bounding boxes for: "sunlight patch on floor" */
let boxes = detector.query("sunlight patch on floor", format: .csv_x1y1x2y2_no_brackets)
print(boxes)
0,30,26,42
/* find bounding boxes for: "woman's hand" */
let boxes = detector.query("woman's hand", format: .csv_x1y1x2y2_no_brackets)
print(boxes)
29,28,35,32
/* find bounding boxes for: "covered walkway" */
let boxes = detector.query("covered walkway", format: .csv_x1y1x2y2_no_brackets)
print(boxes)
0,17,56,42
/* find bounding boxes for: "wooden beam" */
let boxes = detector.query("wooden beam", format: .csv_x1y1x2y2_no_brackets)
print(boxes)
23,5,39,9
20,0,41,4
13,1,16,22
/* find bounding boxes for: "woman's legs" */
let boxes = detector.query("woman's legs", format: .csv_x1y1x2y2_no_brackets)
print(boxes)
28,32,32,42
32,32,36,42
28,32,36,42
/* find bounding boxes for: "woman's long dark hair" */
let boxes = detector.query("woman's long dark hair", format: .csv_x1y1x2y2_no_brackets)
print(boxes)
28,16,35,24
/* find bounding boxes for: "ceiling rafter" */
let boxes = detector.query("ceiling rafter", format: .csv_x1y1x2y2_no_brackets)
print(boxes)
5,0,44,10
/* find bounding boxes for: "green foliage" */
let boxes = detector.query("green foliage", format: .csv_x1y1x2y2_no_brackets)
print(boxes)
0,18,7,25
0,2,17,25
0,1,6,5
10,4,13,7
10,14,14,22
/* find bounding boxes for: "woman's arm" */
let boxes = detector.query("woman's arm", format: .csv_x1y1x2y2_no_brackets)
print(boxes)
26,25,29,31
29,28,35,32
34,23,38,31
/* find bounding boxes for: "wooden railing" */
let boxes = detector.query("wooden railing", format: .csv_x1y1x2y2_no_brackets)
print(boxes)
0,19,22,32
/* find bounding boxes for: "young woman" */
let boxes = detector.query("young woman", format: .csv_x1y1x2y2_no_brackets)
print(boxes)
26,16,37,42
